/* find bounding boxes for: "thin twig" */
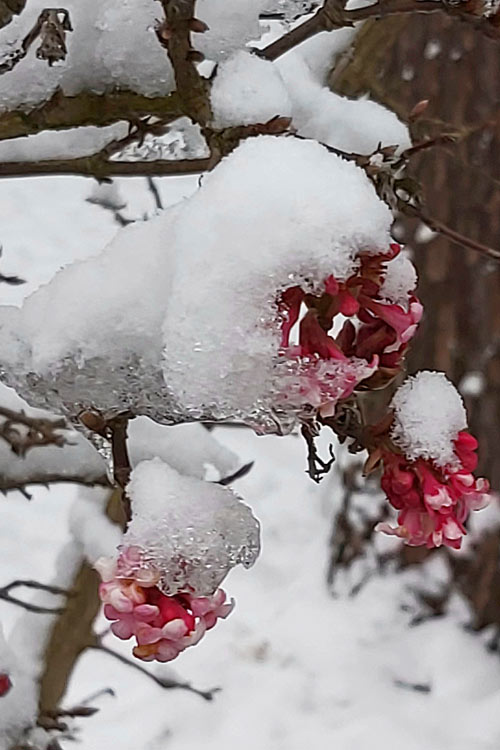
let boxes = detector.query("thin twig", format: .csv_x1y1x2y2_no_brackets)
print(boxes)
413,209,500,261
146,176,163,210
0,579,68,614
89,642,219,701
0,406,67,455
0,472,111,495
218,461,254,486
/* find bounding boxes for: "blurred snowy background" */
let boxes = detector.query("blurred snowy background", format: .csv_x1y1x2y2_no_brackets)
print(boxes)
1,174,500,750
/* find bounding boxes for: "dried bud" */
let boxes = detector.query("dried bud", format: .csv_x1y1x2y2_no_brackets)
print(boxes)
189,17,209,33
264,116,293,134
409,99,429,121
186,48,204,63
79,410,107,435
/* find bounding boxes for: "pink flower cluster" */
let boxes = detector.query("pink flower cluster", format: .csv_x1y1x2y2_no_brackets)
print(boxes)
96,548,234,663
378,431,490,548
0,672,11,697
278,244,423,414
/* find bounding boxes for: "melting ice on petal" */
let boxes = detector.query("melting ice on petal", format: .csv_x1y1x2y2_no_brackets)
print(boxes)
122,458,261,596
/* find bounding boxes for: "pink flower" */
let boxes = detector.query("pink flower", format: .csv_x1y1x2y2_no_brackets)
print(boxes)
0,672,11,697
277,244,422,416
96,549,235,663
377,431,491,549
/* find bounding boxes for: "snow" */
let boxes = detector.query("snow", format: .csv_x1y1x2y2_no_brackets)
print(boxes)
0,0,174,111
391,372,468,467
0,136,392,432
277,53,411,154
128,418,242,482
0,123,127,162
69,486,119,564
459,371,486,399
380,250,418,304
211,51,292,127
196,0,267,61
124,458,261,596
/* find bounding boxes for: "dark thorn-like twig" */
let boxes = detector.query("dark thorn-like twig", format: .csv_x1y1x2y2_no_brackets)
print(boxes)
301,422,335,483
218,461,254,486
0,579,68,614
89,642,219,701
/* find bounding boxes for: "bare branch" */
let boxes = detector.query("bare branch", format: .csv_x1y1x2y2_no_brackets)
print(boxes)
259,0,500,61
156,0,212,127
0,405,66,455
89,641,219,701
0,89,183,142
408,208,500,261
146,176,163,210
0,472,111,495
0,579,68,614
0,155,212,178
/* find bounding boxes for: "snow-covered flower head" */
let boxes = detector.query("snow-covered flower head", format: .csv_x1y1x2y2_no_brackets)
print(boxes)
96,459,260,662
376,372,491,549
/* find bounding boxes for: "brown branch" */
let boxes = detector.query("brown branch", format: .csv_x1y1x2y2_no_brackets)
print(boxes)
0,155,212,178
108,416,132,522
89,641,219,701
0,472,111,495
0,406,66,455
0,89,183,142
156,0,212,127
259,0,500,61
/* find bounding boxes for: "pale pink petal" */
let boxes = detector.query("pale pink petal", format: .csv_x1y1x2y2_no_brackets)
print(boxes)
135,624,163,646
111,619,135,640
161,619,188,640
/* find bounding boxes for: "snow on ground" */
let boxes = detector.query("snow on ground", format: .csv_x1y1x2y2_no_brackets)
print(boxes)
0,173,499,750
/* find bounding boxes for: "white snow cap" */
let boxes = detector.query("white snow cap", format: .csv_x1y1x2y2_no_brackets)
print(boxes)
391,371,468,467
211,51,292,127
380,250,418,305
124,458,261,597
277,54,411,154
196,0,267,61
